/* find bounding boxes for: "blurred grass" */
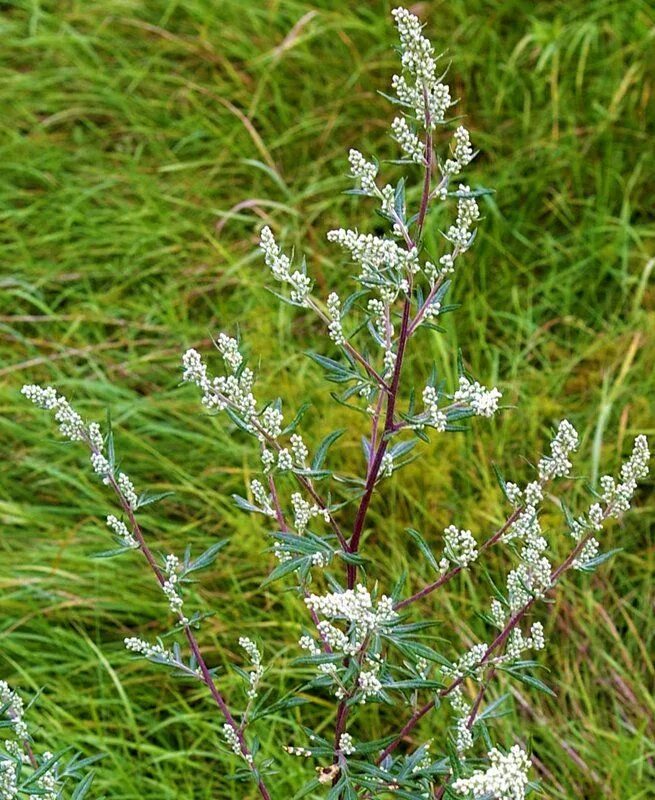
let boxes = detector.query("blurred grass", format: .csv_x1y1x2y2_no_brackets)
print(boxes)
1,0,653,797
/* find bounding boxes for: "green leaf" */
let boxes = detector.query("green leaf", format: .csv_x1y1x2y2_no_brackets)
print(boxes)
577,547,623,572
261,556,305,587
184,540,229,574
71,772,95,800
312,428,346,470
406,527,440,573
281,402,312,435
135,490,174,510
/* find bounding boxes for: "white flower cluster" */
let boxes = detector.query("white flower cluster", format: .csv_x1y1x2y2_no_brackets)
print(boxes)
453,376,502,418
303,586,395,701
569,435,650,570
162,554,187,623
117,472,138,510
380,452,394,478
284,744,313,758
421,385,447,431
338,732,356,755
106,514,139,548
326,229,418,285
239,637,264,701
537,419,579,480
250,479,275,517
443,524,478,568
305,585,396,645
446,185,480,251
444,643,488,683
124,637,175,664
391,116,424,164
19,386,143,515
290,433,309,466
452,745,531,800
600,435,650,517
504,621,546,661
505,510,551,612
326,292,345,345
260,226,312,305
391,7,452,125
348,149,378,195
0,680,28,740
21,384,86,443
291,492,327,534
182,346,257,422
223,722,250,762
357,664,383,702
0,760,18,800
35,753,58,800
449,685,473,752
443,126,475,177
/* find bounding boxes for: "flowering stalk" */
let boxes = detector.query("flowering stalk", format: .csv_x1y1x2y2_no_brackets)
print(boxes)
20,386,272,800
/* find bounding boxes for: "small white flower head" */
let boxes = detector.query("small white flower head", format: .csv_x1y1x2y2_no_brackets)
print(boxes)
529,621,545,651
106,514,139,548
537,419,579,481
452,744,531,800
444,642,488,682
291,492,314,533
305,585,397,664
348,149,378,195
88,422,104,451
338,732,356,755
443,524,478,568
438,252,455,275
454,376,502,418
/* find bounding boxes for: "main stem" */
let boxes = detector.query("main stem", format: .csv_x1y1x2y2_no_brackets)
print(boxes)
346,87,433,590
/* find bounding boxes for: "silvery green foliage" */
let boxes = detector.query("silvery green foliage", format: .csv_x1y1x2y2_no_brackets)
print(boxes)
0,681,95,800
20,8,650,800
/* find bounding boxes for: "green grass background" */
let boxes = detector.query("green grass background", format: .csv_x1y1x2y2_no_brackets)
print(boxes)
1,0,654,797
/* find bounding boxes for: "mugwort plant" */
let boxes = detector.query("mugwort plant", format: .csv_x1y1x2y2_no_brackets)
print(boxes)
20,7,650,799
